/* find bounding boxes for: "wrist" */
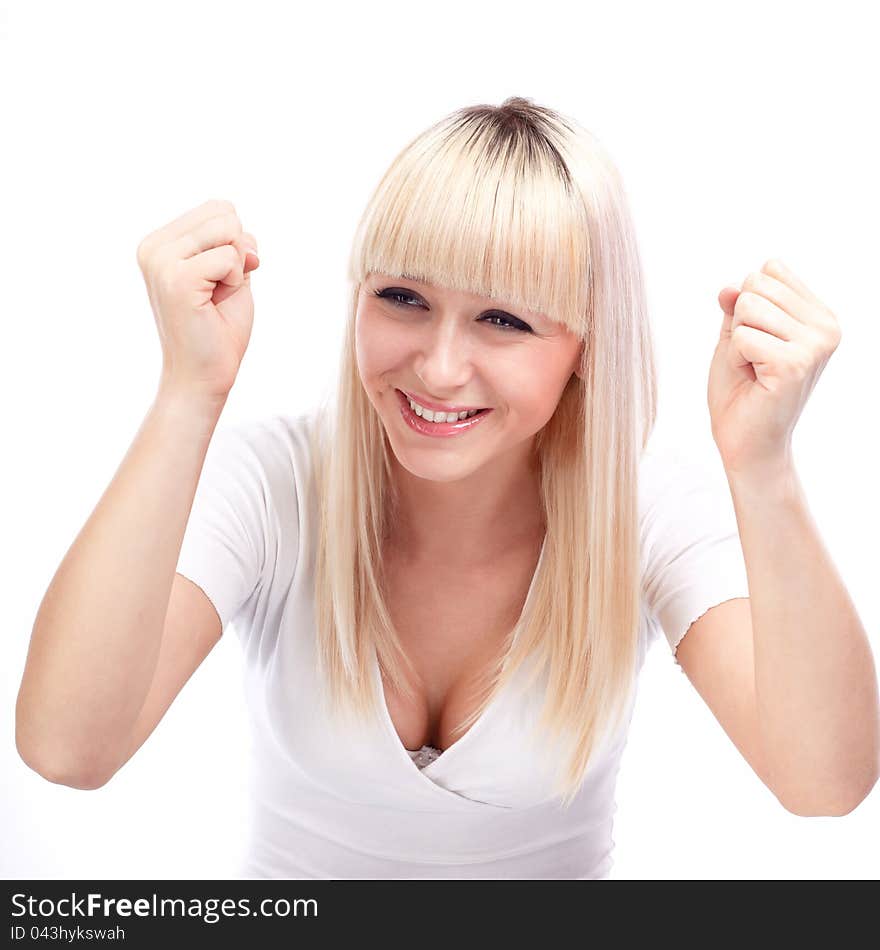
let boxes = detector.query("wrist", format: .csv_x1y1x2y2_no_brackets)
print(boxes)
723,455,802,507
154,379,229,423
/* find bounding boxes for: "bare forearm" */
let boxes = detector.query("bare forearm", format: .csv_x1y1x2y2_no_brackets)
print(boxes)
16,386,227,784
726,459,880,815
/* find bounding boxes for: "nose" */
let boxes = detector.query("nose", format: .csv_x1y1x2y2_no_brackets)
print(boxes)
413,319,477,394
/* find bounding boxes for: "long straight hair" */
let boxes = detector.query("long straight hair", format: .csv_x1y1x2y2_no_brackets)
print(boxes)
309,96,658,807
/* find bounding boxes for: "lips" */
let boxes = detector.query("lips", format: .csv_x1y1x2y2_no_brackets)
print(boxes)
397,389,487,414
395,388,493,437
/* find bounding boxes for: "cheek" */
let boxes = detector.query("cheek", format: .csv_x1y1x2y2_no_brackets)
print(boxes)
355,309,408,380
498,352,575,422
514,380,563,418
355,311,387,381
516,351,572,396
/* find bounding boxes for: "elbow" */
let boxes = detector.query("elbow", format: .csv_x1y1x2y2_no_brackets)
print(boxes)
830,769,880,817
780,772,879,818
19,752,112,790
16,734,112,791
16,698,113,790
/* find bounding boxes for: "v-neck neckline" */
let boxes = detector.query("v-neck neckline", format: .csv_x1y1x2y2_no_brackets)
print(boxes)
371,534,547,790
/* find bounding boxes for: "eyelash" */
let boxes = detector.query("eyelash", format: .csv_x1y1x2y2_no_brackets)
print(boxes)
373,288,532,334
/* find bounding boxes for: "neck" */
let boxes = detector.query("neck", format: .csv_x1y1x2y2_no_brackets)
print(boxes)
387,439,544,566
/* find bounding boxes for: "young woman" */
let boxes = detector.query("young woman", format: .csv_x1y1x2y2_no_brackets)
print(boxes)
17,97,878,879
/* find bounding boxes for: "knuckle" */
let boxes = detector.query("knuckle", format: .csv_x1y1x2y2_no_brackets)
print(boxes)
815,309,840,346
741,271,762,293
208,199,236,213
158,256,184,292
137,233,159,262
151,243,171,270
218,210,243,237
734,290,757,315
157,264,177,294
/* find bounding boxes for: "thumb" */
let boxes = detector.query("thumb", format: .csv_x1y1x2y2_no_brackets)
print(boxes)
717,285,740,337
240,231,260,275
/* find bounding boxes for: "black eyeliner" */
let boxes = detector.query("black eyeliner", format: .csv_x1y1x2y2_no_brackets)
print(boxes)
373,286,532,333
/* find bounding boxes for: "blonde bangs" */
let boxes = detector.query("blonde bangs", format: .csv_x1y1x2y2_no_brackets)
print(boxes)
347,108,592,336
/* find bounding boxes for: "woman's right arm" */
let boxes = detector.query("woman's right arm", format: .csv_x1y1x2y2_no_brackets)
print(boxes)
15,389,227,787
16,199,261,788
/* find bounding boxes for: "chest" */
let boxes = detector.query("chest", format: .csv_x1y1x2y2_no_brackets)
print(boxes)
379,540,543,753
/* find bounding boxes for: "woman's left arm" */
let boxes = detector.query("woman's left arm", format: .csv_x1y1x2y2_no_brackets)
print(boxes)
708,258,879,815
725,456,878,815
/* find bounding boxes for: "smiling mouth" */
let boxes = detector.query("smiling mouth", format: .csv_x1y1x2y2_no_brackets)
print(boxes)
397,388,489,412
394,389,494,435
396,389,490,419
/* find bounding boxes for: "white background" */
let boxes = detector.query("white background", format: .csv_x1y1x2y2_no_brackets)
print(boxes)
2,0,877,880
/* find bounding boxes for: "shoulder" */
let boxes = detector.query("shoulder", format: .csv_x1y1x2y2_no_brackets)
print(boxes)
637,436,739,575
214,405,325,476
638,437,726,522
637,439,690,535
206,404,327,522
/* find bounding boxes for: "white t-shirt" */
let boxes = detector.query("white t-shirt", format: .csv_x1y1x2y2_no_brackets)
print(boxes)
176,407,750,879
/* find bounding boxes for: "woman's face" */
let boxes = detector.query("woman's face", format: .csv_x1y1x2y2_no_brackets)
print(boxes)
355,272,584,483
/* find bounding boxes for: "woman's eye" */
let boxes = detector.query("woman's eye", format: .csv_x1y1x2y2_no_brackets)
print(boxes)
373,287,531,333
374,288,421,307
481,313,531,333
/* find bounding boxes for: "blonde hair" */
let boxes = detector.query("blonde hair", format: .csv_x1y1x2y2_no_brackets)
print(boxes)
309,96,658,807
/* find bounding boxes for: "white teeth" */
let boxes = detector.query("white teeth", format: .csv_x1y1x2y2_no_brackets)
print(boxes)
406,395,480,422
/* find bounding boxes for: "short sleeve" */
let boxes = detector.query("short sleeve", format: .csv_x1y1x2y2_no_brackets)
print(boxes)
176,421,269,633
641,447,751,666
